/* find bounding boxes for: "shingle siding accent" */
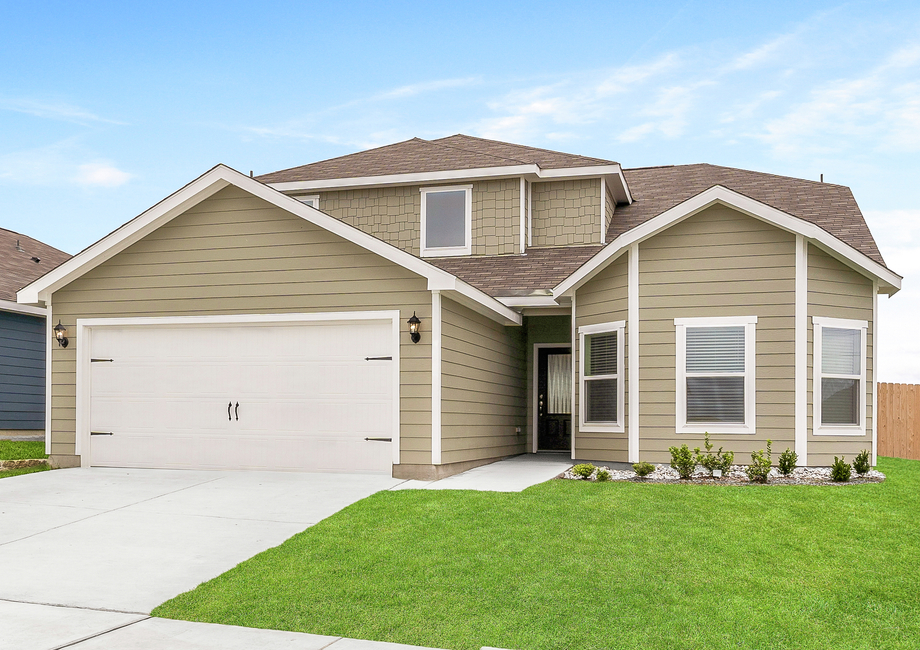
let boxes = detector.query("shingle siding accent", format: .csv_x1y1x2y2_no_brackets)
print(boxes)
314,179,519,257
531,179,601,247
0,311,45,430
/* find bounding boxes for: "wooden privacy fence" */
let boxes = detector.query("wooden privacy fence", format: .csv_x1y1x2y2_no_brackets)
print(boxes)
878,383,920,461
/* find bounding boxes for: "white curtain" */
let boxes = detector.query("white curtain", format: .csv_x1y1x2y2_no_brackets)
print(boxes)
547,353,572,414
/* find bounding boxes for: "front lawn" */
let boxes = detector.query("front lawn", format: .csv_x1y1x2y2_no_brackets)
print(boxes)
0,440,48,460
154,457,920,650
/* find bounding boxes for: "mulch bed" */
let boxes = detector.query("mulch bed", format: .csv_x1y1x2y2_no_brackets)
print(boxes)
560,464,885,486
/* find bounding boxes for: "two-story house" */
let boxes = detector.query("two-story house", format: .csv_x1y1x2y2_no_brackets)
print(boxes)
18,135,901,478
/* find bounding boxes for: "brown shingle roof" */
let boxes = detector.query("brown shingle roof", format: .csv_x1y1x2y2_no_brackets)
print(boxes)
0,228,71,302
428,246,604,297
256,135,616,184
612,164,885,266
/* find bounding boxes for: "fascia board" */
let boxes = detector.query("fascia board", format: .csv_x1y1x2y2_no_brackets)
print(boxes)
553,185,902,297
496,296,560,308
268,165,541,192
267,164,627,193
17,170,232,304
0,298,46,316
18,163,518,326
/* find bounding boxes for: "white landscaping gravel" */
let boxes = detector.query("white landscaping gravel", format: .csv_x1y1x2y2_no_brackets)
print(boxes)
563,464,885,485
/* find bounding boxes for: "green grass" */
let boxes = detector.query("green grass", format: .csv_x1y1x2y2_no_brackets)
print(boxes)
154,457,920,650
0,440,48,460
0,465,50,479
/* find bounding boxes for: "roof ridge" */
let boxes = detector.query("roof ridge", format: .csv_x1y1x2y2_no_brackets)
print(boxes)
433,133,615,165
426,138,531,166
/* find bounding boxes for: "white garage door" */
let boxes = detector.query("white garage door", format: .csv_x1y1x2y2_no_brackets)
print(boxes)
87,318,395,473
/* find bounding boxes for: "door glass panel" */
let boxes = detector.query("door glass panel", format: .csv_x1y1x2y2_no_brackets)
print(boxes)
547,353,571,414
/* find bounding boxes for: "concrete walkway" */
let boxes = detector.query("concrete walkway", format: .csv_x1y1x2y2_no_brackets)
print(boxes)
3,601,456,650
394,453,572,492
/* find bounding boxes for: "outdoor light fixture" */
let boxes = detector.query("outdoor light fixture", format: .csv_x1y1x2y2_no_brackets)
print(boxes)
53,320,69,348
407,312,421,344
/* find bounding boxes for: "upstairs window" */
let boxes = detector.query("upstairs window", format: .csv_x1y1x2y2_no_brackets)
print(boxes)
294,195,320,209
420,185,471,257
578,321,625,433
814,317,867,435
676,316,757,434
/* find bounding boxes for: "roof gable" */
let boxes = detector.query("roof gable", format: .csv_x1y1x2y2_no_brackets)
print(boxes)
17,165,520,325
614,164,884,266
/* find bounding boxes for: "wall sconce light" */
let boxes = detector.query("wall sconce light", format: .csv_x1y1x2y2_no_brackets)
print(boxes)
407,312,421,344
53,320,69,348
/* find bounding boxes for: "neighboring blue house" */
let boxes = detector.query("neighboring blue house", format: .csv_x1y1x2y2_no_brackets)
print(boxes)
1,228,70,439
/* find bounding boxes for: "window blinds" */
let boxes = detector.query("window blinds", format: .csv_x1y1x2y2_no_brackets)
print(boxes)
685,326,746,423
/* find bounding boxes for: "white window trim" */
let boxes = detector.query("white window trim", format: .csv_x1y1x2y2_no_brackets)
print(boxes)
675,315,757,435
420,185,472,257
578,320,625,433
294,194,320,209
813,316,868,436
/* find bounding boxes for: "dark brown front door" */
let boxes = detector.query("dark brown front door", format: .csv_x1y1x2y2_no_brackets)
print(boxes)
537,347,572,451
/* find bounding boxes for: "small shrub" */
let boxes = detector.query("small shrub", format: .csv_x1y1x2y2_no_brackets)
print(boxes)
633,461,655,478
716,449,735,473
697,432,734,475
669,444,697,480
572,463,595,479
778,448,798,476
745,439,773,484
853,450,871,475
831,456,852,482
595,469,611,482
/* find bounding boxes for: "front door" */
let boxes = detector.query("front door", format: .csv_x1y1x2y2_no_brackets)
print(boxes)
537,347,572,450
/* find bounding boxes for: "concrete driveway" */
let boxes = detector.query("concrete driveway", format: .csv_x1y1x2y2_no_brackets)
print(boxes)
0,467,402,614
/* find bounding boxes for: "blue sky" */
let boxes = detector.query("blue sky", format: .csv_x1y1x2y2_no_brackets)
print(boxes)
2,1,918,380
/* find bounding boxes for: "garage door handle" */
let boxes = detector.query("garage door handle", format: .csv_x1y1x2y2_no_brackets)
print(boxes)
90,431,113,436
91,358,114,363
364,437,392,442
235,402,239,421
365,356,392,361
228,402,232,421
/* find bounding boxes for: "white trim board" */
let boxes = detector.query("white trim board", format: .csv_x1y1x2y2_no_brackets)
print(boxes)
267,163,632,203
74,310,403,467
431,291,442,465
17,164,520,327
627,244,639,463
0,299,46,316
553,185,902,298
795,235,808,465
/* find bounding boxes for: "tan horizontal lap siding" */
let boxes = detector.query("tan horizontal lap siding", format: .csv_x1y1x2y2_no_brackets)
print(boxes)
807,244,874,465
49,185,432,463
638,206,796,463
440,297,526,464
531,179,601,247
574,253,629,461
315,180,519,257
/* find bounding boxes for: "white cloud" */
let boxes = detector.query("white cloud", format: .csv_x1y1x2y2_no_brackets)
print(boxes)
728,33,797,71
0,141,132,188
0,97,125,125
74,163,132,187
373,77,480,100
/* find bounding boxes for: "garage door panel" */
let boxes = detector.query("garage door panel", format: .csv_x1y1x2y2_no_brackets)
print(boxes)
88,319,394,473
